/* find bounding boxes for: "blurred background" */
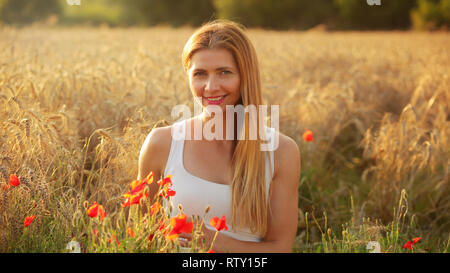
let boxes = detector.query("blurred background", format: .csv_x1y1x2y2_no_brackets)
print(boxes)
0,0,449,30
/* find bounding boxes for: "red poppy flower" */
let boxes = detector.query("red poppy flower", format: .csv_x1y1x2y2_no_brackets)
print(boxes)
130,174,153,195
121,191,145,207
127,227,135,238
129,180,146,195
87,202,106,221
121,174,155,207
157,175,173,187
158,184,176,199
9,174,20,187
166,213,193,240
402,237,422,250
166,188,176,197
24,215,36,227
150,202,162,216
210,215,228,231
207,249,215,253
302,130,313,142
402,241,413,250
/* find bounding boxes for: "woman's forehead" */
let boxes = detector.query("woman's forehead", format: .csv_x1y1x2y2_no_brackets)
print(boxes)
189,48,237,70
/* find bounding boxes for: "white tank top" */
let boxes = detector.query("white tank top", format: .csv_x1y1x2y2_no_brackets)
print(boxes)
163,119,275,242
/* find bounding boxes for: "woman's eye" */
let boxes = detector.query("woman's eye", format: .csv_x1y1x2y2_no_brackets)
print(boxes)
194,71,206,77
221,70,231,75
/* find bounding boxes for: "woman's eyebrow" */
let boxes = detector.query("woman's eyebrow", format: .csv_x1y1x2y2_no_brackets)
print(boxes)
192,67,235,72
216,66,233,70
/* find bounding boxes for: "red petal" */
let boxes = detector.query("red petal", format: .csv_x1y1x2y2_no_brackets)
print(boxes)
9,174,20,187
402,241,413,250
166,189,176,197
98,205,106,221
87,202,99,218
180,222,193,234
24,215,36,227
210,217,219,228
302,130,314,142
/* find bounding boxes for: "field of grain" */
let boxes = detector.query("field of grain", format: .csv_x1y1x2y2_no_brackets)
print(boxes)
0,25,448,252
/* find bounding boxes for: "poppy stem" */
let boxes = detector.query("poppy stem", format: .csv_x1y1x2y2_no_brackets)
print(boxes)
209,231,219,252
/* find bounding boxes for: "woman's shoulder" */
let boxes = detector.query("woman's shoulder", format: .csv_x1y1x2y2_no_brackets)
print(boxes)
143,124,173,150
141,117,195,154
272,131,299,154
272,132,300,179
138,124,174,178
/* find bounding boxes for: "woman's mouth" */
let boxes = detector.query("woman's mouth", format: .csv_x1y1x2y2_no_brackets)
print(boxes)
204,95,226,105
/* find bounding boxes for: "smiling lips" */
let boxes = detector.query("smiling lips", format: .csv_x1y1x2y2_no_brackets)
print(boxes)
204,95,226,105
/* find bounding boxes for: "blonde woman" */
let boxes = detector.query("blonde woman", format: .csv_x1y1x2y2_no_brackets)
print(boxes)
138,20,300,253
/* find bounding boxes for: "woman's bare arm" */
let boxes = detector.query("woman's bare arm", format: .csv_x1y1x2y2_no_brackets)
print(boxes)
137,126,172,203
261,134,300,252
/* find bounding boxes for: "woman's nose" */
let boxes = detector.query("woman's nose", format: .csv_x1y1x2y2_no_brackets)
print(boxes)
205,75,219,92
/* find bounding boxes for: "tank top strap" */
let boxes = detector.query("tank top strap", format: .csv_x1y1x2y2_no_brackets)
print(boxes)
164,120,186,177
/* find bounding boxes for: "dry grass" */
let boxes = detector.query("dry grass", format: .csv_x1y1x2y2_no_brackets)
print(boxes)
0,25,448,252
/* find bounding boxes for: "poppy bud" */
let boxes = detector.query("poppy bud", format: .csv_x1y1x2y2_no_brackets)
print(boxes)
205,205,210,214
302,130,314,142
127,227,135,238
1,182,9,191
83,200,89,210
139,195,147,206
92,229,99,237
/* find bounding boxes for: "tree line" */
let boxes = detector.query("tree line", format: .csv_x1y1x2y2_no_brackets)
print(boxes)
0,0,448,30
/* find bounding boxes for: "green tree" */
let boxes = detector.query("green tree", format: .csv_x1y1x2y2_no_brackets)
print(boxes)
122,0,215,27
0,0,62,24
213,0,337,29
334,0,416,30
411,0,450,29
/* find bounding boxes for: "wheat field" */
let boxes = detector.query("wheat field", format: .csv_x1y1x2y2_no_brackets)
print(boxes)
0,25,449,252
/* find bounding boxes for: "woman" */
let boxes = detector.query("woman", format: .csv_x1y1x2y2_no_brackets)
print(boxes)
137,20,300,253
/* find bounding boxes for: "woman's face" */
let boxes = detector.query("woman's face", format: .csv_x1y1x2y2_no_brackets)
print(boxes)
187,48,241,111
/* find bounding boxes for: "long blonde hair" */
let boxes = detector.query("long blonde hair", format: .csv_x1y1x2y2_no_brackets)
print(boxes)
182,19,272,236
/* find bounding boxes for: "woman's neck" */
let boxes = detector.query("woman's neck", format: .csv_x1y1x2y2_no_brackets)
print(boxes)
198,111,238,142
